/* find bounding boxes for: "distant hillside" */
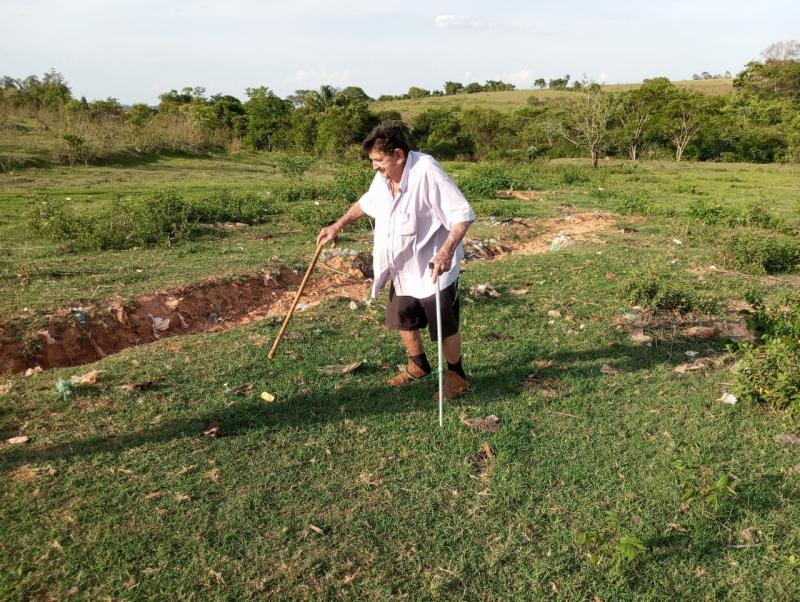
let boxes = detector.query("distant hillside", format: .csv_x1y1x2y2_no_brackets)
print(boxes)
371,78,734,121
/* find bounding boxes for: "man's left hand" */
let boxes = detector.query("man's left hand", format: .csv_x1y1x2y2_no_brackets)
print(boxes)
429,248,454,281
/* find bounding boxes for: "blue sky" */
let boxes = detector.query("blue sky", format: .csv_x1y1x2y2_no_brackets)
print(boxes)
2,0,798,104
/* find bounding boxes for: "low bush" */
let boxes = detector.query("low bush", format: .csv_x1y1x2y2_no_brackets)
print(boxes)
287,200,369,234
30,190,196,250
274,153,315,179
329,162,375,203
723,229,800,274
191,189,276,224
622,265,716,314
472,199,525,218
561,166,592,185
615,191,652,215
735,296,800,415
688,199,785,231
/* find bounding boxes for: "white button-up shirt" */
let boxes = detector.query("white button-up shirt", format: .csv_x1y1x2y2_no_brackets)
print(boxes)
358,151,475,299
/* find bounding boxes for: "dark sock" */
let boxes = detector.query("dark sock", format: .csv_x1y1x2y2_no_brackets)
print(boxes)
447,358,466,379
411,353,432,375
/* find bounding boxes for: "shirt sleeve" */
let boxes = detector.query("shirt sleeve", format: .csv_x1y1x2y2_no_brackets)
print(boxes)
426,161,476,229
358,174,382,219
357,189,376,219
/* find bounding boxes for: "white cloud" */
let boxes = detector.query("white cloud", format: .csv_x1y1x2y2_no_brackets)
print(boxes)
506,68,533,86
434,15,482,29
285,65,351,88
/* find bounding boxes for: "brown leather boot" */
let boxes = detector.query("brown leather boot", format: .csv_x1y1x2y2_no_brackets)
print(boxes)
432,371,470,401
388,360,430,386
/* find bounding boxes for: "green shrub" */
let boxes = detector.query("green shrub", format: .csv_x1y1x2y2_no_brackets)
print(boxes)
268,181,328,204
274,153,315,179
30,190,196,250
623,265,716,314
561,166,592,185
688,199,785,231
472,199,524,218
735,297,800,414
615,191,652,215
191,189,275,224
723,229,800,274
288,200,365,233
329,162,375,203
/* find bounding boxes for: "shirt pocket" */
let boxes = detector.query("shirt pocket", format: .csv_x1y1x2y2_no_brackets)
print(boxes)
395,212,417,236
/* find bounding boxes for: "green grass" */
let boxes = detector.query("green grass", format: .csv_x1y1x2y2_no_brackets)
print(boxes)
2,153,800,599
372,79,734,121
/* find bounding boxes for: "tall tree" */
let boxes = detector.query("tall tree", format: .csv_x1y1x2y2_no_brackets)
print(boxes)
557,88,618,167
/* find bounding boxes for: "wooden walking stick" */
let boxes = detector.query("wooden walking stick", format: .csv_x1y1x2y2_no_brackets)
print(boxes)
268,241,326,360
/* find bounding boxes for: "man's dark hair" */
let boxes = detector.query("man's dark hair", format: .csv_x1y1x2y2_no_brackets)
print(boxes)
362,123,410,157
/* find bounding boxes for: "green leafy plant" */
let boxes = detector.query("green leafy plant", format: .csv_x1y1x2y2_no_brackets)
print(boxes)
622,264,717,314
723,229,800,274
576,511,647,567
734,295,800,414
672,460,737,510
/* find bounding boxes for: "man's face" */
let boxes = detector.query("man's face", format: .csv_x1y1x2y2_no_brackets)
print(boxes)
369,148,405,181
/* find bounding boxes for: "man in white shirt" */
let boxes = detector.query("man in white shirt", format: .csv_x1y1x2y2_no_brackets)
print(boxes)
317,124,475,400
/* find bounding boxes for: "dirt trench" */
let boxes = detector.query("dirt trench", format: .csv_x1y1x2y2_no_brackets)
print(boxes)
0,212,619,373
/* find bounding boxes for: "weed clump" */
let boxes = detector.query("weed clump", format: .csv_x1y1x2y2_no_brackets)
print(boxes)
288,200,370,234
735,296,800,415
623,265,716,314
722,229,800,274
615,191,652,216
688,199,786,231
191,190,276,224
30,190,196,250
329,162,375,203
472,199,524,219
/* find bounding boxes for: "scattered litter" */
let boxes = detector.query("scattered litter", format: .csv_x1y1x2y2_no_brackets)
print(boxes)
109,302,130,326
713,320,754,342
39,329,57,345
629,328,653,345
55,379,72,400
223,383,253,396
5,435,29,445
308,524,325,536
719,393,737,405
547,309,561,318
203,423,221,438
349,300,358,310
70,308,89,325
260,391,275,403
510,289,528,296
70,369,101,385
469,283,500,299
684,351,699,358
672,239,683,245
164,297,182,311
549,234,576,251
774,432,800,447
461,415,502,433
600,364,621,376
149,315,170,333
24,367,43,377
674,358,715,374
682,326,718,339
319,361,362,376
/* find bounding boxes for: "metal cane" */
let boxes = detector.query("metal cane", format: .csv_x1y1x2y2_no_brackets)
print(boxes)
429,254,444,428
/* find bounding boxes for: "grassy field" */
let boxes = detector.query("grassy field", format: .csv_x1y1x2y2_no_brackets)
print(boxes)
2,153,800,599
372,79,734,121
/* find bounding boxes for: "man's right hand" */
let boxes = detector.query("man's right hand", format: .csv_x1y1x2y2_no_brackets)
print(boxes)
316,224,340,247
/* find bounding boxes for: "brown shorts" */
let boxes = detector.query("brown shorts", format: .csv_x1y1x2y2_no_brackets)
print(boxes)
385,280,460,341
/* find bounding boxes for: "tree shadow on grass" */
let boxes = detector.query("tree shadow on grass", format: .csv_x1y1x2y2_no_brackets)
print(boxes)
0,340,706,472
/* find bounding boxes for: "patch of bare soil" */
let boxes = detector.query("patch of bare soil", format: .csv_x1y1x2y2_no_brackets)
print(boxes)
0,213,628,373
0,255,372,374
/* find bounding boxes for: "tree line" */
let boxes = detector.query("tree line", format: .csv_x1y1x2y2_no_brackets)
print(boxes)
1,41,798,168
